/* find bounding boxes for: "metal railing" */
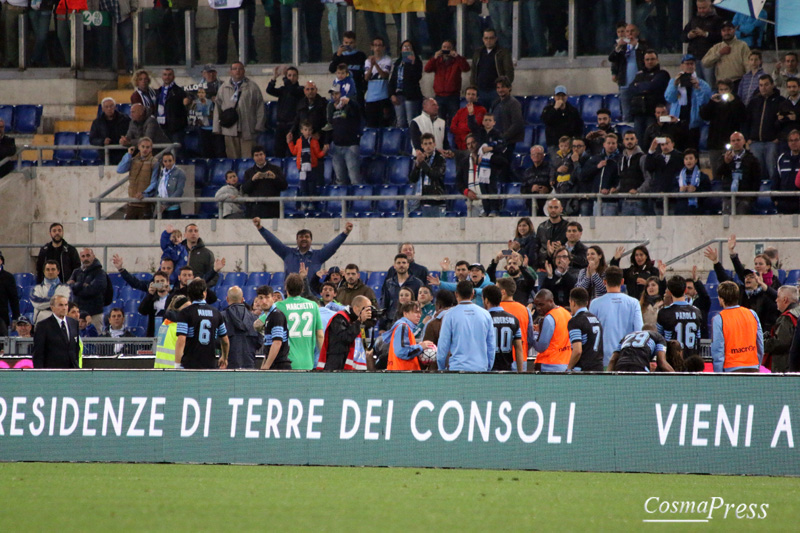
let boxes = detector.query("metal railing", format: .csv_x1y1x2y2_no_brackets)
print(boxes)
0,239,650,275
87,190,800,221
666,237,800,268
0,143,180,175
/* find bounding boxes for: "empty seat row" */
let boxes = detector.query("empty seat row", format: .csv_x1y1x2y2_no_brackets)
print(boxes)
0,104,43,134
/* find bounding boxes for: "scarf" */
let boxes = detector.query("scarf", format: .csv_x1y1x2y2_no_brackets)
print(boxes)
745,287,763,298
136,88,156,113
730,150,744,191
678,165,701,207
231,79,243,102
158,167,171,198
299,137,312,181
396,62,405,92
643,294,661,306
762,270,774,287
157,83,173,124
478,145,492,184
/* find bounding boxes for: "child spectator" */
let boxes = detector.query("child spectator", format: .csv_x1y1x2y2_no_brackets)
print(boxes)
333,63,358,101
676,148,710,214
79,311,99,337
160,225,188,275
214,170,245,219
288,120,328,211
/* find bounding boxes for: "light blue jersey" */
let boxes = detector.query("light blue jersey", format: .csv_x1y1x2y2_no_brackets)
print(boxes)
589,291,643,366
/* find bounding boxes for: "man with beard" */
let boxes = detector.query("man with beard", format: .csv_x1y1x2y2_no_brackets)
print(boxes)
431,262,492,308
36,223,80,283
67,248,108,327
542,248,576,308
487,250,537,305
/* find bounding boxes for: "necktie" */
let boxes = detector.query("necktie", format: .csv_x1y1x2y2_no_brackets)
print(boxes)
61,320,69,342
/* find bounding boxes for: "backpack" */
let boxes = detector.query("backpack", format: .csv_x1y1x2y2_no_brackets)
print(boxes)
104,273,114,306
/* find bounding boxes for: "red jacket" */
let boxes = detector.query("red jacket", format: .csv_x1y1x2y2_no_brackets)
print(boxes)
288,136,326,169
424,55,470,97
450,104,486,150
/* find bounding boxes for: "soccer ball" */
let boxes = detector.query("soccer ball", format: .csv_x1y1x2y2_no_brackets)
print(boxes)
419,344,438,364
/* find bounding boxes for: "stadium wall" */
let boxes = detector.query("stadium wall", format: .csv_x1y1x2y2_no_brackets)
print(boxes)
0,371,797,476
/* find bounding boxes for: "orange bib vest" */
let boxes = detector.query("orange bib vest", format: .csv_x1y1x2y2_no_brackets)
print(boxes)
536,306,572,365
500,300,530,362
387,323,421,371
720,306,760,369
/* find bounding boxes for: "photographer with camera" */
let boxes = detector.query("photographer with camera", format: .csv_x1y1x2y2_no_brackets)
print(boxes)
137,271,172,337
317,295,375,371
665,54,712,151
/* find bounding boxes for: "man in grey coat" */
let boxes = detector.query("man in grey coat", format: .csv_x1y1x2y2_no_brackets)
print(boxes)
213,62,266,158
121,103,170,147
222,286,262,369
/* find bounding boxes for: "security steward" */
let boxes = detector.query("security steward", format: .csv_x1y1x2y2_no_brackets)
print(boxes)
711,281,764,372
154,295,190,368
531,289,573,372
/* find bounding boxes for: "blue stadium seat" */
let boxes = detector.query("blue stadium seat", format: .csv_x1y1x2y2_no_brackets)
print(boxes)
247,272,271,287
444,158,457,186
133,272,151,284
567,95,582,110
0,105,13,128
360,128,380,156
13,105,42,133
447,130,455,151
225,272,248,287
516,125,534,153
349,184,373,214
323,157,333,184
380,128,406,155
264,101,278,128
235,158,255,180
377,185,399,211
124,298,141,314
281,187,299,215
324,185,348,215
448,198,467,216
605,94,622,122
53,132,77,161
514,95,527,113
512,153,533,181
616,123,633,138
580,94,605,124
13,273,35,287
525,96,549,124
386,156,412,185
699,123,709,151
584,123,597,136
117,103,131,116
242,285,258,303
534,125,548,148
108,272,125,288
361,156,387,185
18,299,32,315
398,183,414,197
502,182,526,214
257,130,275,156
76,132,99,161
194,159,209,187
270,272,286,287
120,285,145,301
778,269,787,284
283,157,301,186
40,160,61,167
754,180,777,214
786,270,800,285
209,158,234,187
200,186,220,216
182,129,201,157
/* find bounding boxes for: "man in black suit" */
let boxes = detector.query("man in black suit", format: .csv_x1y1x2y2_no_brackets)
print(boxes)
33,294,80,368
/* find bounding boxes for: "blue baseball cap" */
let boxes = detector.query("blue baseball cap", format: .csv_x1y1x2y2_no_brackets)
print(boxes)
554,85,567,95
681,54,697,63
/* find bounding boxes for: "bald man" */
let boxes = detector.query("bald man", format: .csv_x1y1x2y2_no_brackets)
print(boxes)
317,295,375,370
290,80,329,142
221,285,262,369
531,289,573,372
67,248,108,327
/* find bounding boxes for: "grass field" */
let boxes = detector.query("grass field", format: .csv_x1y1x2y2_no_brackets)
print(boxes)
0,463,797,531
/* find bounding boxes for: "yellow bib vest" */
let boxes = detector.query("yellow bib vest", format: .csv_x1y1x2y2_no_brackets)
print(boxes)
154,320,178,369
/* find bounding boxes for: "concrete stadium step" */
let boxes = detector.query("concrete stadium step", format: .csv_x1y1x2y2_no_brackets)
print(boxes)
97,89,132,104
23,134,54,160
54,120,92,133
74,105,100,121
117,74,133,90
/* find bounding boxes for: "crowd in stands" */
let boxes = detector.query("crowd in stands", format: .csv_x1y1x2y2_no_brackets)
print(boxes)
3,209,800,374
3,2,800,214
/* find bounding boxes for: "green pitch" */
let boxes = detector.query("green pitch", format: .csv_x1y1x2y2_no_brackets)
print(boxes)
0,463,797,531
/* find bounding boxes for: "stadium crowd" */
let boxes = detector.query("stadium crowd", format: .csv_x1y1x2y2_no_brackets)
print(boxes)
2,210,799,374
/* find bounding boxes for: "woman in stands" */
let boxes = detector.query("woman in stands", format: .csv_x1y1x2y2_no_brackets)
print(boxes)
393,287,416,322
388,40,423,128
610,244,659,300
639,276,664,325
575,245,607,299
727,235,781,291
513,217,537,266
131,70,158,118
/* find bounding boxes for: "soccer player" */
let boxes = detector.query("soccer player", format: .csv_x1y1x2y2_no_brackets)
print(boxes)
175,278,229,369
589,266,643,367
531,289,572,372
711,280,764,372
255,286,292,370
496,277,534,370
437,280,495,372
657,275,704,357
608,324,674,372
483,284,523,372
566,287,604,372
270,273,323,369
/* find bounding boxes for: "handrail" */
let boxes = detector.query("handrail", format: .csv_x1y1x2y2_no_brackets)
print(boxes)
88,190,800,220
0,142,179,172
666,237,800,268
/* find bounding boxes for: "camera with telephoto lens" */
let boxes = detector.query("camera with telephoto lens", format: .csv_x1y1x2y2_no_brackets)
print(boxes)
362,306,386,328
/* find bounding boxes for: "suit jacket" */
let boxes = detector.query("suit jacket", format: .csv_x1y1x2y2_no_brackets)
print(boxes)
33,314,80,369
